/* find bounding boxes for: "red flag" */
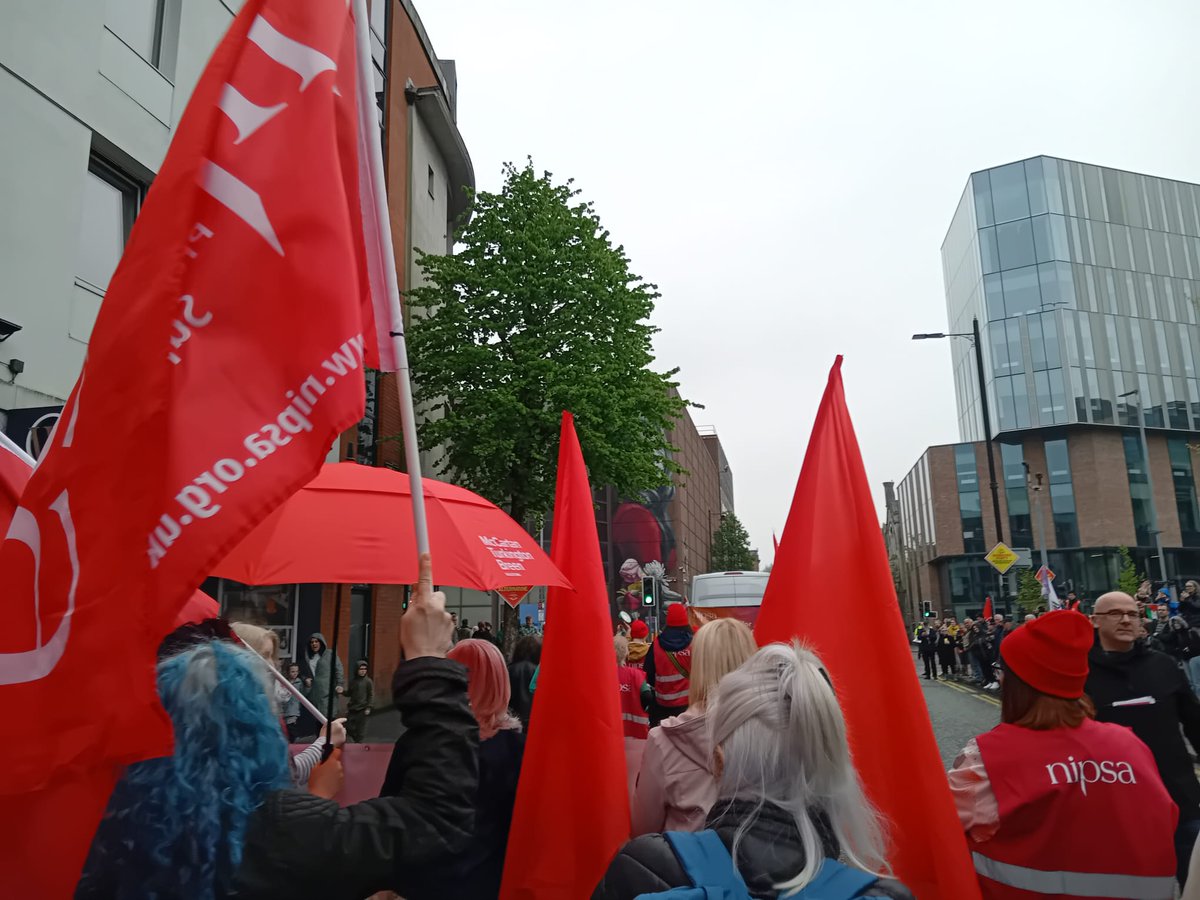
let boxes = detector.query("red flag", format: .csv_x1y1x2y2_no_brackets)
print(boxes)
772,530,780,555
983,596,994,620
0,1,399,893
500,412,629,899
755,358,980,900
0,432,34,536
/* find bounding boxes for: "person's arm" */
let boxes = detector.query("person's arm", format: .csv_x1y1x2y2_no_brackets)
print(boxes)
630,732,669,836
946,737,1000,842
235,556,479,897
335,656,345,693
640,682,653,712
643,643,656,686
366,676,375,711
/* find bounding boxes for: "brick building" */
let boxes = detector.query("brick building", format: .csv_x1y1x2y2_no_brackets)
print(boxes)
891,157,1200,624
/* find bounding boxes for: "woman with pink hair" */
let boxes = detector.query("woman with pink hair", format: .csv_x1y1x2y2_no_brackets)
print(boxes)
381,638,525,899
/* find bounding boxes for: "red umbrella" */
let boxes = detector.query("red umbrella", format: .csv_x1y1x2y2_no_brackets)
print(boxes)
212,463,569,591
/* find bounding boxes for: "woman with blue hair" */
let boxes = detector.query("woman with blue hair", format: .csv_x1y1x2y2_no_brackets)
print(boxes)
76,554,479,899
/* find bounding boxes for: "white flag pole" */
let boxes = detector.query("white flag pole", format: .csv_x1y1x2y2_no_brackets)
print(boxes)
351,0,432,563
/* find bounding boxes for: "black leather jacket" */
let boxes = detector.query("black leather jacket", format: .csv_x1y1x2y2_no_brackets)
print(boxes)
233,657,479,898
592,799,914,900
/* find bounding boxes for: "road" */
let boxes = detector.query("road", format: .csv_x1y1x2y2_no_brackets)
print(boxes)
912,652,1001,769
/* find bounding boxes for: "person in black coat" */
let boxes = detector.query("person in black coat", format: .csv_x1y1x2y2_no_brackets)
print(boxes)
78,555,479,900
917,623,939,679
593,643,913,900
507,634,541,732
935,626,959,678
1086,591,1200,887
384,637,526,900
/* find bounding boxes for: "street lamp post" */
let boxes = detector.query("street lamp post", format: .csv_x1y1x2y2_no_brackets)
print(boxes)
1024,464,1049,574
1120,388,1167,583
913,316,1005,546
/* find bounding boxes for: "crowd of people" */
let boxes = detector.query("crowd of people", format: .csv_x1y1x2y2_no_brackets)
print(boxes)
71,557,1200,899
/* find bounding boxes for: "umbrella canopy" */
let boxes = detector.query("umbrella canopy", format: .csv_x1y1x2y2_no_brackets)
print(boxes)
212,463,570,591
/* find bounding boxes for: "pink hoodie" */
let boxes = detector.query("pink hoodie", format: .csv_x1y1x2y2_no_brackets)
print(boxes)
631,707,717,835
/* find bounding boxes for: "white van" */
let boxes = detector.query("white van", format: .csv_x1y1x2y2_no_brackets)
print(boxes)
688,570,770,627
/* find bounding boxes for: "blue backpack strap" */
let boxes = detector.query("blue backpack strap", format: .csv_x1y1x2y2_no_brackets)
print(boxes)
634,830,752,900
784,858,878,899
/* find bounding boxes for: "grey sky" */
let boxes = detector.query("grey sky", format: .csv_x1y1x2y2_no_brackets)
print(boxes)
417,0,1200,566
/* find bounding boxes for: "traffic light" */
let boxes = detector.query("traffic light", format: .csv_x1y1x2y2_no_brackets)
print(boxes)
642,575,657,607
921,600,933,618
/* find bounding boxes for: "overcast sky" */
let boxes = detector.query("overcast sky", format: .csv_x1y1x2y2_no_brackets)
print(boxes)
417,0,1200,566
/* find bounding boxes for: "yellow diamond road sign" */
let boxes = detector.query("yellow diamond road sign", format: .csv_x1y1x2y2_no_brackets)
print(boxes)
985,542,1019,574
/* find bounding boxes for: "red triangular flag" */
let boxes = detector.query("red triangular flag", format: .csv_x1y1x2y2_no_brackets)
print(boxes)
772,530,780,555
755,358,981,900
500,412,629,899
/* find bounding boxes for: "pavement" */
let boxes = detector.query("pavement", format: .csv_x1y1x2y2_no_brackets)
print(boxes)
911,650,1001,769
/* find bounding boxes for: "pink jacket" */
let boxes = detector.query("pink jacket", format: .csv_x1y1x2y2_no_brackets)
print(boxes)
631,707,717,835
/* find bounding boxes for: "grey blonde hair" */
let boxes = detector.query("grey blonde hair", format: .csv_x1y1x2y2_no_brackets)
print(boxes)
614,635,630,667
688,618,757,709
709,641,888,892
230,622,280,669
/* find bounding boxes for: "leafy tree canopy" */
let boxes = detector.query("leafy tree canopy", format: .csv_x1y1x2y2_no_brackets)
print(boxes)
1117,546,1145,597
406,161,687,523
711,513,757,572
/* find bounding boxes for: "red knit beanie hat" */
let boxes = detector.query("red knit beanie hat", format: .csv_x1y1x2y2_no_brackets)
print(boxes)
630,620,649,640
665,603,689,628
999,610,1093,699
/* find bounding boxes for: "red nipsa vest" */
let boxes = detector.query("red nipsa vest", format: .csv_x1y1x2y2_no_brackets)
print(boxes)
618,664,648,739
652,641,691,709
971,717,1177,900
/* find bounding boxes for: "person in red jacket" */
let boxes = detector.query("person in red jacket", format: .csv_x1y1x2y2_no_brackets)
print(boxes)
948,610,1178,899
644,603,694,726
616,635,652,799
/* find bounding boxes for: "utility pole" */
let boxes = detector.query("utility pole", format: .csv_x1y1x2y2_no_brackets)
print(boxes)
1122,388,1167,583
1025,464,1049,573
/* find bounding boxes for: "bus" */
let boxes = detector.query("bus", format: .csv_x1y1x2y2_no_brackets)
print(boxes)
688,570,770,628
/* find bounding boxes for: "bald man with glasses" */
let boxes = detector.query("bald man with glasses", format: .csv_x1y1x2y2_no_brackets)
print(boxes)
1086,591,1200,889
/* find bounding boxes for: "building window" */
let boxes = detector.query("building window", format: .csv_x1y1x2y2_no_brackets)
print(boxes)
106,0,167,67
1169,437,1200,547
75,155,143,295
1000,442,1033,548
955,443,984,553
427,164,435,199
1123,434,1154,547
1044,439,1079,547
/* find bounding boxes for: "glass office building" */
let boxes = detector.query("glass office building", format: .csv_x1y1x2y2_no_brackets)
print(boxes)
942,156,1200,442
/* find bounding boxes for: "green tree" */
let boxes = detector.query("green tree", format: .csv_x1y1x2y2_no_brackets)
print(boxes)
1016,569,1043,615
405,162,687,643
1117,546,1144,596
711,513,757,571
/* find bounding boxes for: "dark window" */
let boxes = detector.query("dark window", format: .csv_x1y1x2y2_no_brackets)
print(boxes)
1044,439,1079,546
1000,442,1033,548
955,444,984,553
1169,437,1200,548
990,162,1031,223
1124,434,1154,547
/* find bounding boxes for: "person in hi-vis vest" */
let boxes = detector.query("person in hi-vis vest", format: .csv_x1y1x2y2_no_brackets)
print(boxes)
644,603,694,727
948,610,1177,900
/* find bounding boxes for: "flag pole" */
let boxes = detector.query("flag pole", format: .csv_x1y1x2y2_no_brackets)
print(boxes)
350,0,431,562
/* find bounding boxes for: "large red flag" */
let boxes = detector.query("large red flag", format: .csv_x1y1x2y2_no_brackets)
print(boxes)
983,596,994,620
0,1,400,893
755,357,980,900
500,412,629,899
